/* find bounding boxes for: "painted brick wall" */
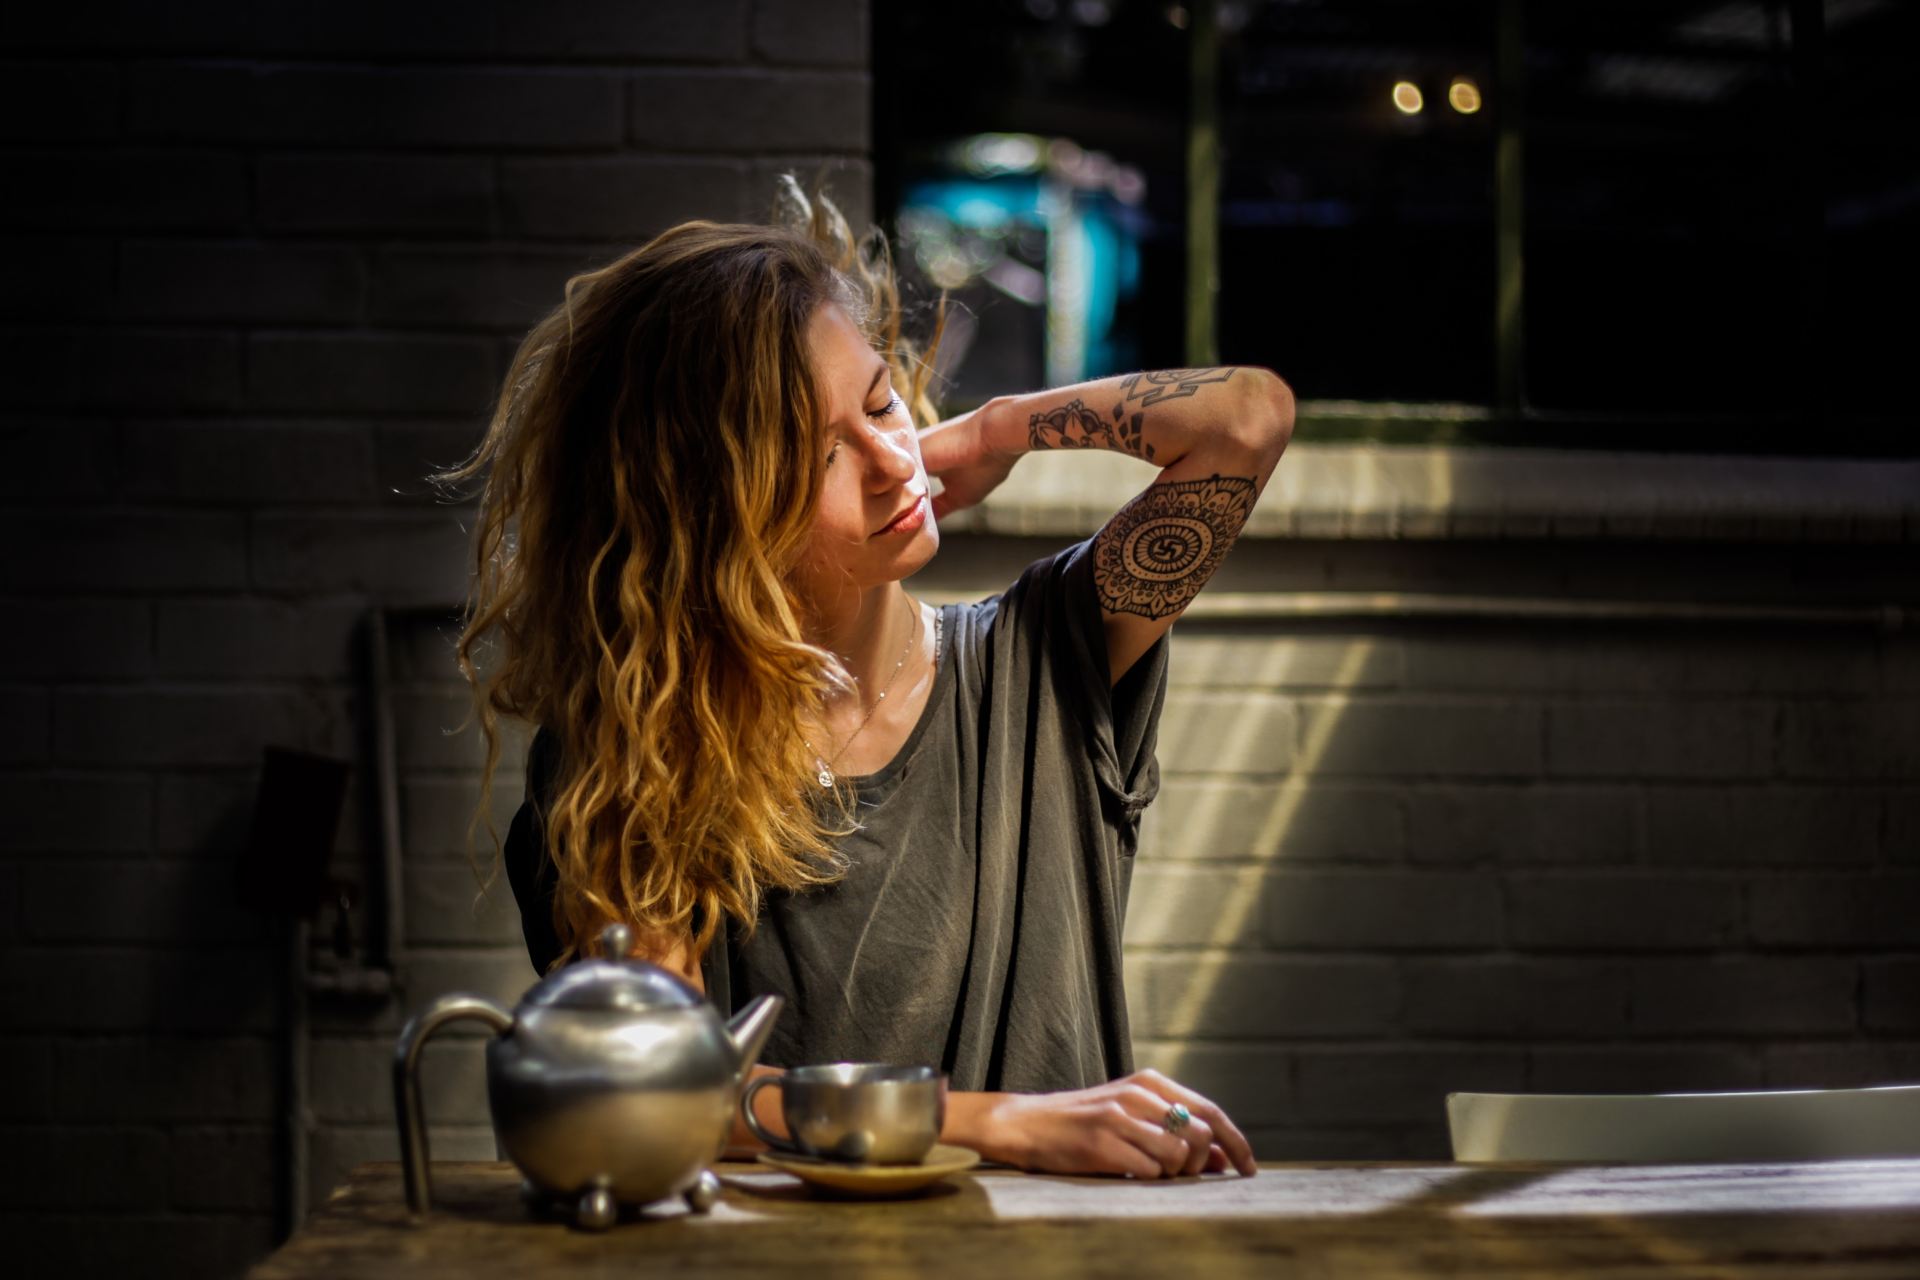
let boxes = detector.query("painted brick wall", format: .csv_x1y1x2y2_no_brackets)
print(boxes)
1127,608,1920,1158
5,2,1917,1277
1,2,870,1275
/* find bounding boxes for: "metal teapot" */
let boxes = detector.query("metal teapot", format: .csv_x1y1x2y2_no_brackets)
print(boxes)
394,922,782,1229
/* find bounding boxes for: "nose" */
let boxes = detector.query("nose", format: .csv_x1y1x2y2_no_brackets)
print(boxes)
858,420,919,487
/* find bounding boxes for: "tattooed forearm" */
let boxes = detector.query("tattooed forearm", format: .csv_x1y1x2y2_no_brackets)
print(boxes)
1116,367,1238,408
1024,367,1242,463
1027,397,1156,460
1093,472,1258,620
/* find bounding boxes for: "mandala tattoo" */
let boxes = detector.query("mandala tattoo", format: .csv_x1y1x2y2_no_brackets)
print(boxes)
1115,367,1238,408
1093,473,1258,620
1027,397,1155,461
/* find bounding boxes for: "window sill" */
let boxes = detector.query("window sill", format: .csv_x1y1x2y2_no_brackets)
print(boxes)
933,443,1920,543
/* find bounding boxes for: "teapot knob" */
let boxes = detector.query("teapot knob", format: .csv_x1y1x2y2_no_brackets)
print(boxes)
598,922,632,960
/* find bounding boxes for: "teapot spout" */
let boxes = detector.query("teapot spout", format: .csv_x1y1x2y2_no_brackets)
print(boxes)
723,993,783,1078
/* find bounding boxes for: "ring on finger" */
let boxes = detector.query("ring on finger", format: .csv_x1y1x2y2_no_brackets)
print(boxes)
1161,1102,1192,1135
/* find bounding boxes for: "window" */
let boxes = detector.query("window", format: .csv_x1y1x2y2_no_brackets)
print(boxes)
875,0,1912,455
1215,0,1496,405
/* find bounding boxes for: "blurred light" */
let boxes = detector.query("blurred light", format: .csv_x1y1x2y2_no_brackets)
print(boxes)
952,196,1009,231
1589,54,1743,103
1110,167,1146,205
982,257,1047,306
949,132,1144,204
961,133,1045,176
1673,1,1773,47
925,249,971,290
1448,77,1482,113
1673,0,1892,47
1165,4,1189,29
1392,81,1424,113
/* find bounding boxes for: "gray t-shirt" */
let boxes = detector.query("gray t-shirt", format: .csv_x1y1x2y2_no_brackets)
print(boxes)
504,533,1171,1094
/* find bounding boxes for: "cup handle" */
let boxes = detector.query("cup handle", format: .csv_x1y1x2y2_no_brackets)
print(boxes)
740,1074,802,1153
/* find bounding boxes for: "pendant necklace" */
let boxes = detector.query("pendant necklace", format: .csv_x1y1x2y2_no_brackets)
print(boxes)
802,595,935,789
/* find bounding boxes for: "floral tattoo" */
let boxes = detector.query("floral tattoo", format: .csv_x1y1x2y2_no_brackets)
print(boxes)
1027,397,1155,461
1092,473,1257,619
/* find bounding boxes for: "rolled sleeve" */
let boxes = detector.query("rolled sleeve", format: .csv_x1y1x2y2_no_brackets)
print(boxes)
1048,533,1172,822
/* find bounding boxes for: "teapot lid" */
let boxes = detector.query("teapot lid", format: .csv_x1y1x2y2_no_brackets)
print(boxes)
519,923,707,1014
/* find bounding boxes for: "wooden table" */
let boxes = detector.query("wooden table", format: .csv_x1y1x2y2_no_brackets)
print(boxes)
248,1157,1920,1278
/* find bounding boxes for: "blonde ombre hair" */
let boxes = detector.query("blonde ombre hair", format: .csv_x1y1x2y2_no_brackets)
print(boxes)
431,173,948,971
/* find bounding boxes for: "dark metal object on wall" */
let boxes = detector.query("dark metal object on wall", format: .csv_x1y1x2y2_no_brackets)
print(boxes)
236,746,350,918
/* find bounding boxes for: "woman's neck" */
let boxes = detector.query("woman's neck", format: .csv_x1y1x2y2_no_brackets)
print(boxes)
804,580,919,704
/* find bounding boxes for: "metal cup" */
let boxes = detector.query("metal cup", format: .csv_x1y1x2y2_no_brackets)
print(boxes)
741,1062,946,1164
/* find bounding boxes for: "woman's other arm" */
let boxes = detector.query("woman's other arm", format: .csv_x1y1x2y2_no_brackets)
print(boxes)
720,1071,1253,1175
640,931,1252,1174
945,1070,1258,1178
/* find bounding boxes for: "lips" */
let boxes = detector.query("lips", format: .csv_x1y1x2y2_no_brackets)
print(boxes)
875,492,927,536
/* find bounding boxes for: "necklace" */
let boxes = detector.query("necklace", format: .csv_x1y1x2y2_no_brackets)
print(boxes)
801,595,936,789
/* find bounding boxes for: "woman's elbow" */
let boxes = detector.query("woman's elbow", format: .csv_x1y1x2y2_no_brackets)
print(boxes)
1237,366,1295,457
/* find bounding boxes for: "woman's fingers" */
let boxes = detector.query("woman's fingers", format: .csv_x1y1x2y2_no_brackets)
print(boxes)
1174,1114,1216,1176
1134,1070,1258,1176
1094,1126,1167,1180
1113,1085,1215,1177
1120,1115,1196,1177
1138,1096,1215,1177
1000,1079,1254,1180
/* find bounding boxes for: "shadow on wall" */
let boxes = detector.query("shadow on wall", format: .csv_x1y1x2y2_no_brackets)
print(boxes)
1124,603,1919,1160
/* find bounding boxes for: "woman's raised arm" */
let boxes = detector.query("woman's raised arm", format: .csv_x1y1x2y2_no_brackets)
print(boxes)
921,367,1294,688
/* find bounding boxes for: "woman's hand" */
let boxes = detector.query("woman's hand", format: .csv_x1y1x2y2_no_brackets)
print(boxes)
916,396,1024,520
962,1068,1258,1179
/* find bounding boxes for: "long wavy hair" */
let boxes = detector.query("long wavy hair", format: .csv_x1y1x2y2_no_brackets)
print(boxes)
429,172,949,972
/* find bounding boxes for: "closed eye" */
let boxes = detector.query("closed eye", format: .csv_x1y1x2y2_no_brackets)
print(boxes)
826,392,904,465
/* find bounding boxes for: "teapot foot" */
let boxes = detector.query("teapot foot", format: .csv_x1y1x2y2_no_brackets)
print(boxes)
684,1168,721,1214
576,1183,618,1231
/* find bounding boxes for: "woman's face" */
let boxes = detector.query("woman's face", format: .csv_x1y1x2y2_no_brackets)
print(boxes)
792,302,938,605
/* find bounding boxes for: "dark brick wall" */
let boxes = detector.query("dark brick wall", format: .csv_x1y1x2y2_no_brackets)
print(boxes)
1,3,869,1275
3,1,1916,1276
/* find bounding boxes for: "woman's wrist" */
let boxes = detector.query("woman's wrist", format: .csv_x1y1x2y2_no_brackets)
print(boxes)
943,1088,1024,1165
979,394,1030,461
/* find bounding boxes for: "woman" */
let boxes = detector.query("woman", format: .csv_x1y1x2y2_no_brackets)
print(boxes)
434,174,1293,1180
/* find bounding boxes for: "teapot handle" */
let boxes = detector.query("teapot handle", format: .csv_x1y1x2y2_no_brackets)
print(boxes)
393,994,513,1219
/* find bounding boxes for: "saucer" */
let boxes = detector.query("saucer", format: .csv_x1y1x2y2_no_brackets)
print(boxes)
755,1142,981,1198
